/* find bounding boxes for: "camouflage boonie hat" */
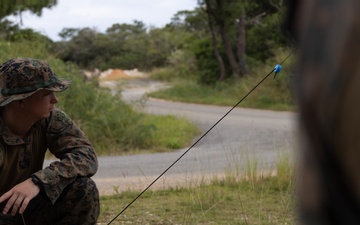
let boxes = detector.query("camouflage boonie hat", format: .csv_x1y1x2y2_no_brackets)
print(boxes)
0,58,71,107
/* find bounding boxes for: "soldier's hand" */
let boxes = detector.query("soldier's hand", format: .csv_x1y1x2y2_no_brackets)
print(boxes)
0,178,40,216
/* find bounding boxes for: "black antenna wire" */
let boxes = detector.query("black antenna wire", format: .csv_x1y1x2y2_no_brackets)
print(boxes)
107,49,295,225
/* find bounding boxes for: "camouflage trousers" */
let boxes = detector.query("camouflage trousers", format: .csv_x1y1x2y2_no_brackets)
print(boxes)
0,177,100,225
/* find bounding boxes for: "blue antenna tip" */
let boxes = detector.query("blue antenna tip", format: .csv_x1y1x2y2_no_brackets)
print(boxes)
274,64,282,74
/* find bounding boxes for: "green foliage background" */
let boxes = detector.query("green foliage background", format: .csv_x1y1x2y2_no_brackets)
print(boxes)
0,41,199,155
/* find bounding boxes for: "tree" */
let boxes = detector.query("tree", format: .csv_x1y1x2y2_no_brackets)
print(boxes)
0,0,57,22
198,0,248,79
0,0,57,41
54,27,103,68
169,9,208,39
196,0,284,82
105,21,149,69
53,19,198,72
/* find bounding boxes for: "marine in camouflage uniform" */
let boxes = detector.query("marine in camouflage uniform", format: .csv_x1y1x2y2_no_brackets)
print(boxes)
0,58,99,224
287,0,360,224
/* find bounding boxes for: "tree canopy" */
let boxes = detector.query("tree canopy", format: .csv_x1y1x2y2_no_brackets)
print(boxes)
1,0,290,84
0,0,57,21
0,0,57,41
194,0,287,83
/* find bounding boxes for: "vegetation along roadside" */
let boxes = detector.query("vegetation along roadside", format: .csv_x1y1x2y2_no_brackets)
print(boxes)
98,153,296,224
1,1,297,224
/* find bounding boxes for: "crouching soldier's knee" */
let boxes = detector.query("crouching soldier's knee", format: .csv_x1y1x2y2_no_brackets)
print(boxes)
22,177,100,225
58,177,100,224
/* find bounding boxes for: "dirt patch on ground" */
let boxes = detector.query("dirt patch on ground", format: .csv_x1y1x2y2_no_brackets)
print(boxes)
94,173,222,196
99,68,147,81
100,69,129,80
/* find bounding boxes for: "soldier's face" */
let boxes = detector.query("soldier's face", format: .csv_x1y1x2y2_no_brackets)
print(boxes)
22,90,59,121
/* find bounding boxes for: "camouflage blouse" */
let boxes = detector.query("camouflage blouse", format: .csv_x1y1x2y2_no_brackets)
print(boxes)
0,108,98,204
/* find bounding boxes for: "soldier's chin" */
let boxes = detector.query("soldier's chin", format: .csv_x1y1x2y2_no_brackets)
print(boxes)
38,112,51,121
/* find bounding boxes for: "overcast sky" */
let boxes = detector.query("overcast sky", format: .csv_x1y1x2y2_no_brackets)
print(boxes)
7,0,198,41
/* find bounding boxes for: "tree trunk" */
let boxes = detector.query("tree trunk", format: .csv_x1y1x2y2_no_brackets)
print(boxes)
215,0,240,79
207,14,226,80
204,0,227,80
237,12,249,76
203,0,240,79
219,22,240,79
211,31,226,81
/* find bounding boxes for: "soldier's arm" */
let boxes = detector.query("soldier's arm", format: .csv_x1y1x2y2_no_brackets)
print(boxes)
33,108,98,204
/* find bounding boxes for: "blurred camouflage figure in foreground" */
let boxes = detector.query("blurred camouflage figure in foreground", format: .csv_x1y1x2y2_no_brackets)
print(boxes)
287,0,360,224
0,58,99,224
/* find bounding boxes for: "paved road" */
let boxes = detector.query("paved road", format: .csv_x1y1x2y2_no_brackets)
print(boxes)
92,80,297,195
47,80,297,195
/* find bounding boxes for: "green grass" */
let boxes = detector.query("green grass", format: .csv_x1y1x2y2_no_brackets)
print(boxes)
98,156,296,225
142,114,200,152
97,144,297,224
149,49,296,112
